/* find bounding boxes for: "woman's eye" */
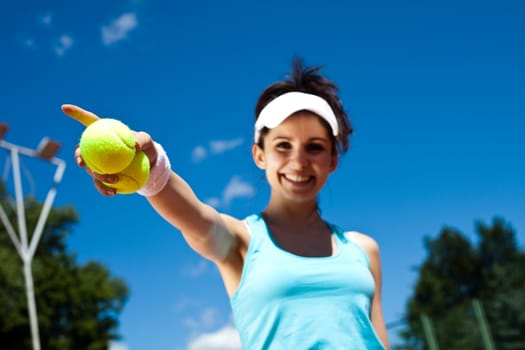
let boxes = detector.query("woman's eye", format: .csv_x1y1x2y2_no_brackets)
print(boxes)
307,143,325,152
276,142,291,150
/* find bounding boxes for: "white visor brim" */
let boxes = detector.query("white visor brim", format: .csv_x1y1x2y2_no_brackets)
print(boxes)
254,91,339,143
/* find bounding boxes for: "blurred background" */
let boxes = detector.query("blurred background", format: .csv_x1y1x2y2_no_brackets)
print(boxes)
1,0,524,349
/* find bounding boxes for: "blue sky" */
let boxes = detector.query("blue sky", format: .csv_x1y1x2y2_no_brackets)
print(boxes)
1,0,524,349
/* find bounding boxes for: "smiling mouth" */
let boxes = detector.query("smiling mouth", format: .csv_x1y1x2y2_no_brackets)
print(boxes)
282,174,313,184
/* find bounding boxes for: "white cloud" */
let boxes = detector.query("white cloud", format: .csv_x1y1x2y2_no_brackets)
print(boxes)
39,13,52,26
102,12,138,46
184,307,220,330
222,176,255,206
22,38,36,50
55,34,73,56
192,138,244,163
108,341,128,350
210,138,244,155
187,325,242,350
182,259,209,278
205,176,255,209
192,146,207,163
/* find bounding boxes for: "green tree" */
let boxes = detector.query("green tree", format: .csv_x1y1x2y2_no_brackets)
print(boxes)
476,219,525,350
0,182,129,350
397,217,525,350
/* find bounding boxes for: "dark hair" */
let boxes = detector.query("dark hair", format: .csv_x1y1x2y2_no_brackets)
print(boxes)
254,57,353,155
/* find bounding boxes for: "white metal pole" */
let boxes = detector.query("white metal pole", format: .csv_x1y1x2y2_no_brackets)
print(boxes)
28,159,66,258
1,138,64,350
23,257,41,350
10,148,41,350
11,149,29,255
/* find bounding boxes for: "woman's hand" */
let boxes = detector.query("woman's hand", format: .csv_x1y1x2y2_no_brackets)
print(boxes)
62,104,157,196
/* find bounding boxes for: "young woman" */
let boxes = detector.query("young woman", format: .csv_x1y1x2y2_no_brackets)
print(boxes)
64,58,390,349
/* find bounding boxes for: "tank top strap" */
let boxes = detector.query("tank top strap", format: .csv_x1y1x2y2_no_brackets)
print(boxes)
243,213,260,235
243,213,271,249
326,222,371,267
326,221,349,244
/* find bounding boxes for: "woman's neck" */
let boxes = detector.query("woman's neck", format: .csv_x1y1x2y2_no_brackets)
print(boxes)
262,200,322,227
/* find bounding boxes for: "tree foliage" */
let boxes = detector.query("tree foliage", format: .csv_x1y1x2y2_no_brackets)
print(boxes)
398,217,525,350
0,182,129,350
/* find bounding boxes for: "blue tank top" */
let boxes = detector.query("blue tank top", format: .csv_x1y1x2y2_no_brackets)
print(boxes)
230,214,386,350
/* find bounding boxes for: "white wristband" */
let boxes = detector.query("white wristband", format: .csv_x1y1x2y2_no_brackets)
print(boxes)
137,142,171,197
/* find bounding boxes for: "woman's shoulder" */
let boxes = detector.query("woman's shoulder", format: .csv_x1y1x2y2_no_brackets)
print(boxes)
344,231,381,258
219,212,251,242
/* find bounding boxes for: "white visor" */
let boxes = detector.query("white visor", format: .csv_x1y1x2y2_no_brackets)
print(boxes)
254,91,339,143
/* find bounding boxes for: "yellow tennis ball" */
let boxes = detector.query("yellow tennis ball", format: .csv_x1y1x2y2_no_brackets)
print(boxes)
79,118,136,174
104,151,150,194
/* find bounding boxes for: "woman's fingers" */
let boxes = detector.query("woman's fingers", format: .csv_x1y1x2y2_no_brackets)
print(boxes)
134,131,157,167
93,178,117,196
74,145,85,167
75,144,118,196
61,104,100,126
64,104,124,197
85,167,118,196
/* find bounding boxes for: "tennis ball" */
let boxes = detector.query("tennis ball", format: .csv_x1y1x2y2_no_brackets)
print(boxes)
79,118,136,174
104,151,150,194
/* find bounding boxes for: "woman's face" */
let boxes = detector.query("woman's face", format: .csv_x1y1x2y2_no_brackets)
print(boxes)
252,111,338,205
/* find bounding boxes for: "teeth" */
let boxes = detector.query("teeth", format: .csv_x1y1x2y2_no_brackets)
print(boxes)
285,174,310,182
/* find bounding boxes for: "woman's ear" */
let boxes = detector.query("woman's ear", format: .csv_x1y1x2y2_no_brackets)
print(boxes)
252,144,266,169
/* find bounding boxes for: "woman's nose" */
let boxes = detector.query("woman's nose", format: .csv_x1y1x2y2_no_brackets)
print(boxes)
289,149,308,168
